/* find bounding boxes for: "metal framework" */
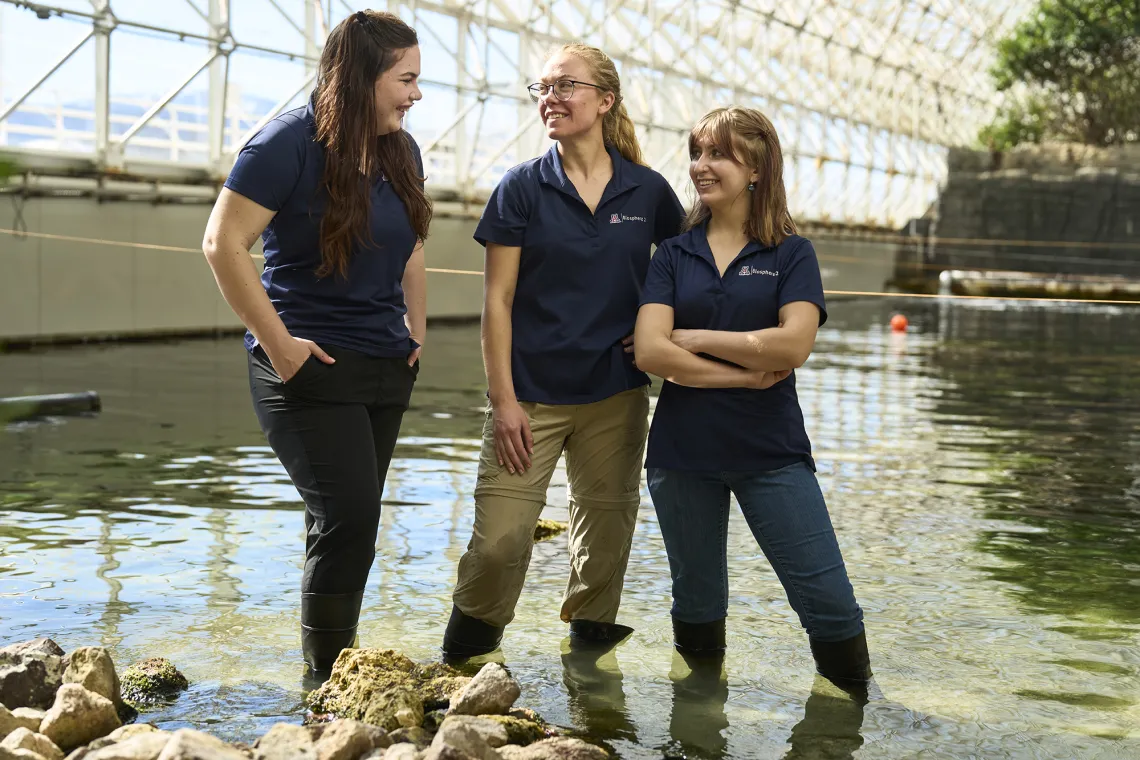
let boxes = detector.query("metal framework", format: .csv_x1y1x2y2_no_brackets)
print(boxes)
0,0,1033,226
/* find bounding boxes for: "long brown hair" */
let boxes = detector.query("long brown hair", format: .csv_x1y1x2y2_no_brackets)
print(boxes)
312,11,431,278
551,43,645,166
684,107,797,246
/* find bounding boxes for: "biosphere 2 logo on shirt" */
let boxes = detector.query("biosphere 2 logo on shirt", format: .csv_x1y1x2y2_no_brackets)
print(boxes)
739,265,778,276
609,214,648,224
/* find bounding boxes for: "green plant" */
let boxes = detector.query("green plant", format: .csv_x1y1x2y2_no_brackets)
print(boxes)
982,0,1139,148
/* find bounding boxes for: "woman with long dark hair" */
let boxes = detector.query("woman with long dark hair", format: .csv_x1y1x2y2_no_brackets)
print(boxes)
441,43,687,658
635,106,871,688
202,10,430,674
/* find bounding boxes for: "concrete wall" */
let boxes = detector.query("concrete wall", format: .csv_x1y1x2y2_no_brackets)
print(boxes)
893,143,1140,287
0,197,486,344
1,196,899,344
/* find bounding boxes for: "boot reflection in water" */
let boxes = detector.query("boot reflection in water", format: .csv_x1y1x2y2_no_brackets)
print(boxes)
782,675,867,760
664,650,730,760
560,635,638,744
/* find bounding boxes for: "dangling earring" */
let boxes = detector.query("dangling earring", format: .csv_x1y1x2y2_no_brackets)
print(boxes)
747,182,755,191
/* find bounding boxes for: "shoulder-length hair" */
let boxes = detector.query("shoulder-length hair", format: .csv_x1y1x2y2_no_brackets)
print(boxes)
684,106,796,246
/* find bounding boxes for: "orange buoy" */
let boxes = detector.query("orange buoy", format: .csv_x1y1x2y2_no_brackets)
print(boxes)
890,314,909,332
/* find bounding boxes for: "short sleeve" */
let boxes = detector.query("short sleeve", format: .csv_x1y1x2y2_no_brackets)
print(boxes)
778,239,828,327
474,169,531,248
640,240,677,308
224,117,306,212
653,180,686,246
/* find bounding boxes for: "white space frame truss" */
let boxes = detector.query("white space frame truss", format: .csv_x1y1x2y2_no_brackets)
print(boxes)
0,0,1032,226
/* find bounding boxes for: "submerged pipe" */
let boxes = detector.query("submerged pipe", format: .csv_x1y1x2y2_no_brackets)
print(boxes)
0,391,101,423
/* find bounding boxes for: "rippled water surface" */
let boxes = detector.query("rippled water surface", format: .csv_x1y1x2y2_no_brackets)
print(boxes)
2,299,1138,759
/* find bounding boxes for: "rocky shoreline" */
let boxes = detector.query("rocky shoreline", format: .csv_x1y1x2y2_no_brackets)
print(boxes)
1,638,608,760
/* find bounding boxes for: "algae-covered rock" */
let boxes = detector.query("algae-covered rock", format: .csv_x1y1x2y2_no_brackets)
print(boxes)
533,520,567,542
481,715,549,745
306,650,470,731
497,737,608,759
119,660,187,708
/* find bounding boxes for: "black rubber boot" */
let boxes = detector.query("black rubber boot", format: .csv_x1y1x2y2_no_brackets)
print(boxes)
672,617,726,658
301,590,364,674
809,631,872,691
568,619,635,652
441,605,504,660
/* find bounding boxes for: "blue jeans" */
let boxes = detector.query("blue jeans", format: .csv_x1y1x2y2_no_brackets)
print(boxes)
647,462,864,642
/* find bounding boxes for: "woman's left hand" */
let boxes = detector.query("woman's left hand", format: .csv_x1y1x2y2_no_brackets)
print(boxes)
408,345,422,366
669,329,702,353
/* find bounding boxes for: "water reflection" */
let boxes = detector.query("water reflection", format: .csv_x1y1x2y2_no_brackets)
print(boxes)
2,300,1139,757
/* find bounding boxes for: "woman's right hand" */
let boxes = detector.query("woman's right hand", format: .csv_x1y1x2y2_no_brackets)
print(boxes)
267,336,335,382
491,398,534,475
744,368,792,390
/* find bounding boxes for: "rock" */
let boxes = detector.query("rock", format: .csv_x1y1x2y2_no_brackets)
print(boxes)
0,748,50,760
379,745,419,760
387,728,431,749
39,685,121,752
0,649,64,710
83,733,171,760
62,651,121,710
153,729,245,760
494,738,606,760
393,709,416,730
448,664,519,716
532,520,567,542
0,642,64,660
1,704,22,737
428,720,499,760
421,747,477,760
0,729,63,760
118,661,187,709
312,720,388,760
253,723,315,760
12,709,46,733
435,718,507,749
479,716,546,746
104,726,158,743
307,650,464,732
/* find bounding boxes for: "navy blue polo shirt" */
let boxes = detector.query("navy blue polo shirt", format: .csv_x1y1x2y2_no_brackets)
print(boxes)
640,225,828,472
474,144,685,404
224,101,423,359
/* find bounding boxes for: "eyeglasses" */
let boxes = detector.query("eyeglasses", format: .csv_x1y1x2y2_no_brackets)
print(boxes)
526,79,605,103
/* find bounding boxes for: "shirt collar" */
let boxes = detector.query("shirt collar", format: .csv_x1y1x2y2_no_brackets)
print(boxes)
538,143,641,201
684,223,772,272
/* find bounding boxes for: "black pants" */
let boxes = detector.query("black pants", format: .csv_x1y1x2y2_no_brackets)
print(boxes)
248,344,417,596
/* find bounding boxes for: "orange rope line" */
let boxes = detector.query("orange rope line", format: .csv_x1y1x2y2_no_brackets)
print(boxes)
2,226,1138,305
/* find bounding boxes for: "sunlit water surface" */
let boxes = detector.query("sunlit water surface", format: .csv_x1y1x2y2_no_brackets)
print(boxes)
2,299,1138,759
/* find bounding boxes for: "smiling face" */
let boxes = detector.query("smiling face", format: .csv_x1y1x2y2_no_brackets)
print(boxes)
689,132,758,212
374,45,422,135
536,53,613,142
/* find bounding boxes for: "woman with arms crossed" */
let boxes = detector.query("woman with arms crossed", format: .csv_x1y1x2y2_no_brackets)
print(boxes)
201,11,429,675
442,44,686,658
635,106,872,688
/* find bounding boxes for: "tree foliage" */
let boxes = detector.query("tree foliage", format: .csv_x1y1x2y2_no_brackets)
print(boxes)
983,0,1139,149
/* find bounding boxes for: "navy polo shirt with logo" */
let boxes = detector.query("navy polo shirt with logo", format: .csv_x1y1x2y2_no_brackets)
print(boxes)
474,144,685,404
640,225,828,472
224,100,423,359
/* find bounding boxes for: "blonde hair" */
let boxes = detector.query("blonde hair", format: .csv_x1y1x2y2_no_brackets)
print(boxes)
549,43,644,166
685,106,797,246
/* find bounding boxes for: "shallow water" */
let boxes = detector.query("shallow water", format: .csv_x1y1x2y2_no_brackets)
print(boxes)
2,298,1138,759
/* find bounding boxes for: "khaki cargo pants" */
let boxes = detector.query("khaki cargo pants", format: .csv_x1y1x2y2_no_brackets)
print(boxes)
452,386,650,628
